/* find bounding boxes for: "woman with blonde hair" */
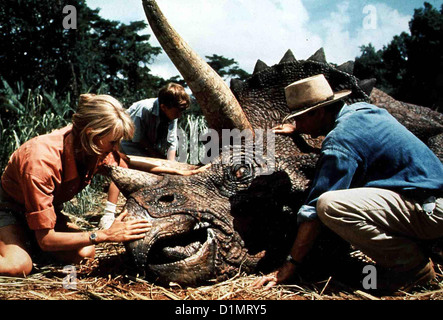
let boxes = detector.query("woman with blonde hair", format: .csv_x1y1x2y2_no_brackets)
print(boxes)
0,94,151,276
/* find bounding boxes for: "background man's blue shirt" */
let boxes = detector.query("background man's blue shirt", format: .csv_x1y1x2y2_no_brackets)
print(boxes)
121,98,178,157
298,102,443,223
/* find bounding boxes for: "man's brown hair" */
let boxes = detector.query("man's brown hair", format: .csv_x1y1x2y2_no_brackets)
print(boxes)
158,83,190,110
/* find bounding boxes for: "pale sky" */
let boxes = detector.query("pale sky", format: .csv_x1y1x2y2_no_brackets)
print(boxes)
86,0,443,79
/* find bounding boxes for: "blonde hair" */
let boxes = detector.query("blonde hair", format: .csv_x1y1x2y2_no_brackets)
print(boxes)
72,94,134,156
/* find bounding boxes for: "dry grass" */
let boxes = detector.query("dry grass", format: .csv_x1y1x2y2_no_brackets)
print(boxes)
1,240,442,301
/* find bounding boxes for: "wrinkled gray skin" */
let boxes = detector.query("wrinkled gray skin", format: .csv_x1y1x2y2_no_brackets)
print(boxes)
104,0,443,286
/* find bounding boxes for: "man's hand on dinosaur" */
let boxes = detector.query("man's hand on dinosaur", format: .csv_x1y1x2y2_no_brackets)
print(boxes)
272,123,296,135
250,262,297,290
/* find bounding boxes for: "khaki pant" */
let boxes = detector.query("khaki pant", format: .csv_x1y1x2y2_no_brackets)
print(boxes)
317,188,443,271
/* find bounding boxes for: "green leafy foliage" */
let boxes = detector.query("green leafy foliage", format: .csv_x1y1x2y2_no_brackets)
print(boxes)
177,97,209,165
0,78,70,169
206,54,250,81
0,0,165,106
355,2,443,111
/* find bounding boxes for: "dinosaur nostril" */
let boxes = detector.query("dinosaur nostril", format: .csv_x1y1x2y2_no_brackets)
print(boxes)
158,194,175,203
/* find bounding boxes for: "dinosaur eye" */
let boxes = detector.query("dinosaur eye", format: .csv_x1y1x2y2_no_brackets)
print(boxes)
235,166,248,179
232,164,252,181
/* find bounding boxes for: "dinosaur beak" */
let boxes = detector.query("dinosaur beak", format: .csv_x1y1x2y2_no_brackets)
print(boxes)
127,155,199,172
101,165,164,198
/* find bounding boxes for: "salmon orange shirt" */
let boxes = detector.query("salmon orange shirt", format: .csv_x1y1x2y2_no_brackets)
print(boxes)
1,125,127,230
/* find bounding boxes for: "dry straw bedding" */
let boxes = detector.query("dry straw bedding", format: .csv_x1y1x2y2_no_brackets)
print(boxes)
1,241,442,301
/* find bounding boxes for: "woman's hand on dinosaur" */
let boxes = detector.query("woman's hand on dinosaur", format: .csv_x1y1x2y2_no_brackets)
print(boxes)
102,210,151,243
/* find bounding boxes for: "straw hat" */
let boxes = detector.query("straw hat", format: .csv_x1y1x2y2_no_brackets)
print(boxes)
283,74,351,122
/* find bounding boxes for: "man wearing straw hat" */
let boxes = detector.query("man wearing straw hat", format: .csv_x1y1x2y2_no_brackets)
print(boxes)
252,74,443,293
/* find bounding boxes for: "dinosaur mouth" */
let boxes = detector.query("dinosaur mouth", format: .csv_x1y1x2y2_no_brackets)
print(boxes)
146,221,214,265
131,216,218,285
122,196,220,284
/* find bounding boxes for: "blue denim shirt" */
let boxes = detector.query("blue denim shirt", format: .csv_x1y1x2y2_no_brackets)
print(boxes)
298,102,443,223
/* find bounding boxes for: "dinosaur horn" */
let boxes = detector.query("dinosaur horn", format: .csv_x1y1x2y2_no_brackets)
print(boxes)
279,49,297,64
101,165,164,197
308,47,327,63
337,61,355,74
142,0,253,135
253,59,269,74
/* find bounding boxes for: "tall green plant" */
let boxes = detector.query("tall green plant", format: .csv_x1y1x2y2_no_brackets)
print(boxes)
0,79,71,170
177,97,208,165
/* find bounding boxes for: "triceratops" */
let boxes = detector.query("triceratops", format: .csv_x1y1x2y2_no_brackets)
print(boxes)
105,0,443,286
